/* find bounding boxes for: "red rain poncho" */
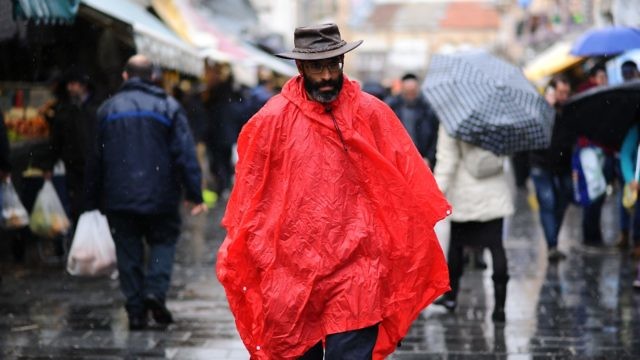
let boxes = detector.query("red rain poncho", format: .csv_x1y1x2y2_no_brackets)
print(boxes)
217,75,450,359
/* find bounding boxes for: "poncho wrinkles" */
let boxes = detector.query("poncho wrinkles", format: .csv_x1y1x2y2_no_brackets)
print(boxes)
217,75,451,359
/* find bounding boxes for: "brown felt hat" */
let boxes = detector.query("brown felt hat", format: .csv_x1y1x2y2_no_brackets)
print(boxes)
276,23,363,61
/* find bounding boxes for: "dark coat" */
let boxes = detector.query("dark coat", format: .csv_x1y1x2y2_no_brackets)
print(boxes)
529,108,575,175
386,94,439,168
0,112,10,173
46,96,99,176
85,79,203,214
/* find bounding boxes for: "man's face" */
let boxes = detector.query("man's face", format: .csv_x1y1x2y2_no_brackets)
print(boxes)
593,70,608,86
299,56,344,103
67,81,86,100
401,79,420,102
622,66,638,82
554,81,571,105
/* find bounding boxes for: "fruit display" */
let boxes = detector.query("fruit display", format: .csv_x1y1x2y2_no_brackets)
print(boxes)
4,107,49,141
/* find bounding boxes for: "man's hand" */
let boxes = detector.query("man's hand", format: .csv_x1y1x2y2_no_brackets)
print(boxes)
630,180,639,192
185,201,208,216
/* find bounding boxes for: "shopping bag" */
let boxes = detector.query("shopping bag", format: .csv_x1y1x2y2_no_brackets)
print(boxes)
29,180,71,238
1,179,29,229
572,146,607,207
66,210,117,276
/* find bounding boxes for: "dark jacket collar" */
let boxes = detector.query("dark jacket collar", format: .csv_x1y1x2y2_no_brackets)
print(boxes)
120,78,166,98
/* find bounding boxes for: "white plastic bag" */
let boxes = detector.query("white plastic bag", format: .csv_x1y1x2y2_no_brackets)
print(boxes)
66,210,117,276
1,179,29,229
29,180,71,238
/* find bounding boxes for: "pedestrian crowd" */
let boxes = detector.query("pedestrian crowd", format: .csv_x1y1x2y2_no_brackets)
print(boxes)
2,22,640,360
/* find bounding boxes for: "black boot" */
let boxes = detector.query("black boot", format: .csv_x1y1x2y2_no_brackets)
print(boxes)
492,281,507,323
435,277,459,312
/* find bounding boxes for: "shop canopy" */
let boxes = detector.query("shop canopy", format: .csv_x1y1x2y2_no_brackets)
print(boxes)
151,0,297,80
13,0,80,24
80,0,203,77
524,41,584,84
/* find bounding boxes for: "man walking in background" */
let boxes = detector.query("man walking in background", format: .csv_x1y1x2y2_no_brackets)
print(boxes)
386,73,439,169
85,55,206,330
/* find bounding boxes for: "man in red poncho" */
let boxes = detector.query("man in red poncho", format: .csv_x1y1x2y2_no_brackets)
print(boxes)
216,23,451,359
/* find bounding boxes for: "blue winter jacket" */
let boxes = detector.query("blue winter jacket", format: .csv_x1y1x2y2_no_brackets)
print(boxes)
85,78,203,214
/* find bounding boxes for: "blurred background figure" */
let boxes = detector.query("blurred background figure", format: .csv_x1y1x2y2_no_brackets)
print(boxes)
529,75,574,262
386,73,439,169
44,71,99,225
573,64,613,250
245,67,277,120
577,64,608,92
361,80,387,101
0,112,9,182
198,62,246,198
617,60,640,254
432,124,514,322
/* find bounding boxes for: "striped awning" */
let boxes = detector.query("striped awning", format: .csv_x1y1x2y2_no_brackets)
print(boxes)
13,0,80,24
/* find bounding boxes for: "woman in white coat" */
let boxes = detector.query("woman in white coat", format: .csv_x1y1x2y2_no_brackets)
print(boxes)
433,127,514,322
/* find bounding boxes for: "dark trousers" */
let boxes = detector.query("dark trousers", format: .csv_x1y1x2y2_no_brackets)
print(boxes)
207,146,232,194
530,167,573,249
299,324,379,360
583,195,605,244
106,211,181,318
448,219,508,296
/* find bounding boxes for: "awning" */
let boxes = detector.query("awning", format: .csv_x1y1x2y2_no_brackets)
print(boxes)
13,0,80,24
524,41,584,83
151,0,247,62
81,0,203,77
152,0,295,82
240,42,298,77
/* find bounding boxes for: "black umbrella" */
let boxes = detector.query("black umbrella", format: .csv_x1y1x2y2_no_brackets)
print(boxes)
562,79,640,148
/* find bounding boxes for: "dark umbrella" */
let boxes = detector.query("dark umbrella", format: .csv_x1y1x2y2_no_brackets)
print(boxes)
571,27,640,57
562,79,640,148
423,51,555,155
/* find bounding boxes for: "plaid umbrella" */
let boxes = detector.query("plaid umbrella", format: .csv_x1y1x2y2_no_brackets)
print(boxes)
423,51,555,155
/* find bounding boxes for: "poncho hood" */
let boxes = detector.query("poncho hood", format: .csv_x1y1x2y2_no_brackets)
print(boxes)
217,74,451,359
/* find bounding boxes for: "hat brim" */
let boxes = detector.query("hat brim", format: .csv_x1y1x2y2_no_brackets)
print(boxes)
275,40,363,60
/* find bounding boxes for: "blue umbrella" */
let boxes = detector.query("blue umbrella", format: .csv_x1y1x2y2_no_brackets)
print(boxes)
571,27,640,57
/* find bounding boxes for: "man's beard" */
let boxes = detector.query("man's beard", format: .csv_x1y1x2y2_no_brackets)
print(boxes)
303,73,344,103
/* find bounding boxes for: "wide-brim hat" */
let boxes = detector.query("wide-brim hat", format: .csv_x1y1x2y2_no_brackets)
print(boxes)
276,23,363,61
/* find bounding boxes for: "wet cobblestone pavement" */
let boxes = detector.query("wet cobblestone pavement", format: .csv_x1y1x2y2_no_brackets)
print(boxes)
2,187,640,359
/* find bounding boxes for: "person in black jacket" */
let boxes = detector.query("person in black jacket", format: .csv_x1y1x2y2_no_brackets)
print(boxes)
44,72,99,223
85,55,206,330
386,73,439,169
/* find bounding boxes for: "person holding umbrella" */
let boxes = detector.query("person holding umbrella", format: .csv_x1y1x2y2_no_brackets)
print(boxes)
529,75,574,261
422,50,555,322
432,123,514,322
